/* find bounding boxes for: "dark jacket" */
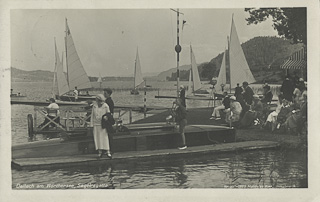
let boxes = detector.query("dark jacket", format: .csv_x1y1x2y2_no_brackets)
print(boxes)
234,86,243,97
175,105,187,122
261,91,273,104
222,96,230,109
243,86,254,105
101,113,115,133
280,79,294,101
180,89,186,108
105,97,114,115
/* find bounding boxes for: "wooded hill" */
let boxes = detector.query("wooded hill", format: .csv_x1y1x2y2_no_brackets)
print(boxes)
167,36,304,84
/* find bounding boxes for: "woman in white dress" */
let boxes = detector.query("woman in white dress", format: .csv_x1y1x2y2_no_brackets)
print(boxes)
90,94,112,159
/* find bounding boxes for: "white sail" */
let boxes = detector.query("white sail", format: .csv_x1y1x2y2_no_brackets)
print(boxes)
134,48,144,88
65,19,92,91
190,45,202,92
97,73,102,83
229,17,256,88
187,67,192,95
216,49,227,91
54,40,70,96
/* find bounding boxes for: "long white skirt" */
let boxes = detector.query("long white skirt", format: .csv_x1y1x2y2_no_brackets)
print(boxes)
93,125,110,150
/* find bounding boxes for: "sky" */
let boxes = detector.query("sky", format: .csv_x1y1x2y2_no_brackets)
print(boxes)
11,9,278,77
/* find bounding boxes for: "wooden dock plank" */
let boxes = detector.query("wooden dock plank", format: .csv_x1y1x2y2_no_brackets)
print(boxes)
12,140,279,170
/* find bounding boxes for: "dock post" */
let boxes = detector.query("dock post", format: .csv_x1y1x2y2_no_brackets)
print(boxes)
144,80,147,118
66,110,70,131
129,109,132,123
34,107,37,129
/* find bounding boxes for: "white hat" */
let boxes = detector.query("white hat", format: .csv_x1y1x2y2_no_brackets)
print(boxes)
253,94,260,99
230,96,236,101
180,85,184,89
95,94,105,101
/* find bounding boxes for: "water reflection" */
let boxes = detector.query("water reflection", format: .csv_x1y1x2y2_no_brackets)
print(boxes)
12,149,307,189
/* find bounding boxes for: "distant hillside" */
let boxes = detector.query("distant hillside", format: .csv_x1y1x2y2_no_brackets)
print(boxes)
164,36,305,84
154,64,191,81
11,68,54,82
10,67,134,82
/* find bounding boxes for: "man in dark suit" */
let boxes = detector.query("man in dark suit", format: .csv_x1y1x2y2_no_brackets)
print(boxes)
104,88,115,153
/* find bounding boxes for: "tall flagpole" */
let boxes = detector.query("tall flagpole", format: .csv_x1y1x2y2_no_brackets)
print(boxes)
171,8,183,99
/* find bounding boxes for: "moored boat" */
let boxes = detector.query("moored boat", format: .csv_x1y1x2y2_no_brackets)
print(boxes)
130,48,144,95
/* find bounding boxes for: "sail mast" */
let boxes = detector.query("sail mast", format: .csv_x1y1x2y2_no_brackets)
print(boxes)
65,18,69,85
229,14,233,94
227,35,231,94
52,38,57,98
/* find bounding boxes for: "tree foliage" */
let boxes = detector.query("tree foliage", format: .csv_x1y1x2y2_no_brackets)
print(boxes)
245,8,307,45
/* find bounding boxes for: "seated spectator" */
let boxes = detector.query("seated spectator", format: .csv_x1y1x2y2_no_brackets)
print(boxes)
275,99,293,130
38,98,61,130
297,91,307,135
210,92,230,120
261,85,273,104
225,96,242,127
239,95,263,128
263,98,286,131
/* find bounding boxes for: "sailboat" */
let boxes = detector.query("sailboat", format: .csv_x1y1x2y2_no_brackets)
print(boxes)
130,48,144,95
187,45,209,96
97,73,102,89
215,16,256,93
54,19,95,102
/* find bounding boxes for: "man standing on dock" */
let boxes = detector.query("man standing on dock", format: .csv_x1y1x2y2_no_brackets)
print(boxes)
174,98,187,150
104,88,115,153
179,85,186,108
73,86,79,101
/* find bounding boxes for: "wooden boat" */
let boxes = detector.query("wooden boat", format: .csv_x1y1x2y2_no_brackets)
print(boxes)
214,16,256,94
130,48,144,95
53,19,95,102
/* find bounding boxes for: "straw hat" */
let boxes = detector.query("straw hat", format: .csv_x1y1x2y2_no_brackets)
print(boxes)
230,96,236,101
95,94,105,101
180,85,184,89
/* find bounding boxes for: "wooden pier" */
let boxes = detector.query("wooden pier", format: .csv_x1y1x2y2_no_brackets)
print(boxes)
12,140,279,170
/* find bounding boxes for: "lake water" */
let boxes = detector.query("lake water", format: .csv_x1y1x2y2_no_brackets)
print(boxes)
10,81,307,189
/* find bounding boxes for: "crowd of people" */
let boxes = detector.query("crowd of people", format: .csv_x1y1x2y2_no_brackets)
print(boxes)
210,76,307,135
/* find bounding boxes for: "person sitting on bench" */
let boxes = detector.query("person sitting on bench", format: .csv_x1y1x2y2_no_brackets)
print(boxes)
38,98,61,129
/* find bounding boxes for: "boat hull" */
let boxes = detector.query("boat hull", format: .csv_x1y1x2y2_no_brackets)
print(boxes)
58,95,96,102
12,124,235,159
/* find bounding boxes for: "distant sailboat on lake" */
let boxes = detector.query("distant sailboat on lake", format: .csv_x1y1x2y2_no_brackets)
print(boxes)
97,73,102,89
215,16,256,93
130,48,144,95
